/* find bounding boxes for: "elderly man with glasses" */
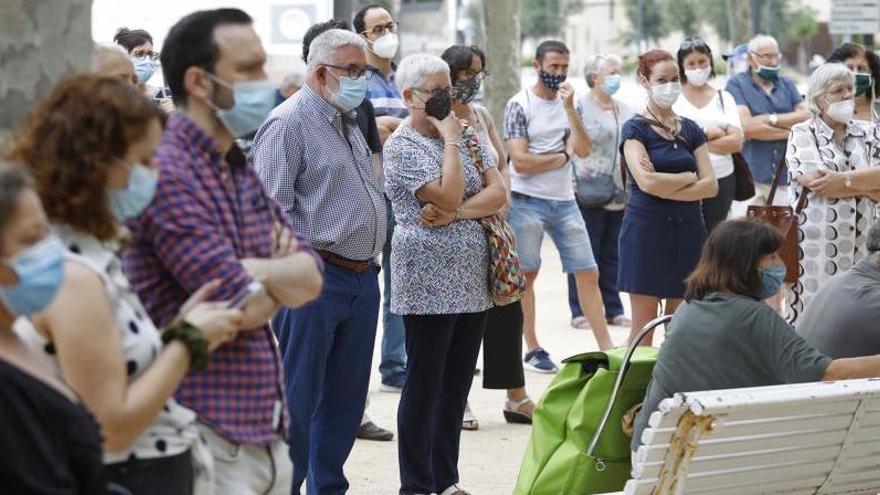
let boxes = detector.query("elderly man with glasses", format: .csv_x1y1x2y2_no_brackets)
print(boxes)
725,34,810,206
252,28,387,495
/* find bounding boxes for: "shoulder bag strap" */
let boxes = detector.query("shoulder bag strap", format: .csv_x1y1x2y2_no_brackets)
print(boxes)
766,152,788,206
586,314,673,458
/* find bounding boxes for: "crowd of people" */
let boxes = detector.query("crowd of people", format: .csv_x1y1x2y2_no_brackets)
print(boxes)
2,3,880,495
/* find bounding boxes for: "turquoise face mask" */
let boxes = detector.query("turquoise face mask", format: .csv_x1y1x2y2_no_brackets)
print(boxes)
109,164,158,222
755,63,779,81
758,265,786,299
209,74,278,137
132,57,157,84
855,73,872,97
327,71,369,112
0,236,66,317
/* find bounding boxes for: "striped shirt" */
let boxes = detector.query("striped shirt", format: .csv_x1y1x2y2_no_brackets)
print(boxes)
366,66,409,119
253,84,386,261
123,112,319,445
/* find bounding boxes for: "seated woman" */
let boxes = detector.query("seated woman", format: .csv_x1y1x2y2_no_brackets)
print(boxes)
632,219,880,450
6,75,242,495
0,163,106,494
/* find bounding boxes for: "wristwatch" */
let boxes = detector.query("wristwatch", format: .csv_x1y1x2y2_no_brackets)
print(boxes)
768,114,779,126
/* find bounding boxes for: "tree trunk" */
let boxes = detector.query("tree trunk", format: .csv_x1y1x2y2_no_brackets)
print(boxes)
0,0,93,143
482,0,520,133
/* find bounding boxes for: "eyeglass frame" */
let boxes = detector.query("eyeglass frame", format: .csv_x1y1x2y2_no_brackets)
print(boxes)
679,37,709,52
322,64,374,80
131,50,160,61
749,50,782,62
412,86,464,99
459,69,489,82
361,21,399,38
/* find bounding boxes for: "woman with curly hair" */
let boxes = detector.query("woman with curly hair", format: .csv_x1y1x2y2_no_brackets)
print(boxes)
6,75,242,495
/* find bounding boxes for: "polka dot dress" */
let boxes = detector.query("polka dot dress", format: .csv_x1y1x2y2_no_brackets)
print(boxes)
785,118,880,326
14,226,211,483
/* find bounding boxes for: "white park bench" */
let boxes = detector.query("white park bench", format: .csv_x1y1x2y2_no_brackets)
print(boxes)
613,378,880,494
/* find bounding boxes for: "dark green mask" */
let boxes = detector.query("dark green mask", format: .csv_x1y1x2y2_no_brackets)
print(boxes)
855,73,873,97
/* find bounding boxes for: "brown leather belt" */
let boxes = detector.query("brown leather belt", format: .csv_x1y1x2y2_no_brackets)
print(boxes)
317,250,372,273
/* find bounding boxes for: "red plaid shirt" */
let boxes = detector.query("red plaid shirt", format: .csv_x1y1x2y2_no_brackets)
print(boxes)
123,113,319,445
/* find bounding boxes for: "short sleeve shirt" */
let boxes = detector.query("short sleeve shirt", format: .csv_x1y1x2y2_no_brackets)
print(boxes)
503,88,584,201
632,293,832,450
725,71,803,184
383,123,493,315
574,94,634,211
366,67,409,119
672,89,743,178
620,116,708,211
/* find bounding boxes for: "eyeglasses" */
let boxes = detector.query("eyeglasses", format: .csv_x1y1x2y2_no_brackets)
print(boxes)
462,70,489,81
323,64,374,80
680,37,709,51
131,49,159,61
361,21,399,38
413,87,463,99
750,51,781,61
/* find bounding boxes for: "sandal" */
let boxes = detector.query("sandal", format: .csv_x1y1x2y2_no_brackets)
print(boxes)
570,316,590,329
440,485,472,495
503,397,535,424
462,403,479,431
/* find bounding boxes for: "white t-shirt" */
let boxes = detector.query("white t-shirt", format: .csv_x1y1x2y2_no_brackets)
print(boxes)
672,88,742,178
504,87,583,201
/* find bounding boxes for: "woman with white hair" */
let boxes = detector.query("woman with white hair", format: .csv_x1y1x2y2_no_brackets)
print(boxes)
384,53,507,495
566,53,635,330
786,62,880,324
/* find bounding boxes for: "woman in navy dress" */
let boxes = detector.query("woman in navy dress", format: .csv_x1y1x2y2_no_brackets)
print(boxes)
619,49,718,345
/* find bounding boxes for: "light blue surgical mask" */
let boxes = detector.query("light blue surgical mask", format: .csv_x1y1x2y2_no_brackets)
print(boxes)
132,57,158,84
758,265,787,300
0,236,66,317
327,70,368,112
110,163,158,222
208,74,278,137
602,74,621,96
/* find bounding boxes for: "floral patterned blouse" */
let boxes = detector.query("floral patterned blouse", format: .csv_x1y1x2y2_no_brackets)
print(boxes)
384,122,494,315
785,117,880,325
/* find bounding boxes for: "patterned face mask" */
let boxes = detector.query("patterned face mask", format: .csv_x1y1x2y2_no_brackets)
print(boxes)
539,69,567,92
453,78,481,104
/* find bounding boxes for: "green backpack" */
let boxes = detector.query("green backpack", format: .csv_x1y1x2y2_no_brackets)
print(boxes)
514,318,667,495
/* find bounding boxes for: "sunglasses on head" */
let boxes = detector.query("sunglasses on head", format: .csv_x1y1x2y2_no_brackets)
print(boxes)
680,37,709,51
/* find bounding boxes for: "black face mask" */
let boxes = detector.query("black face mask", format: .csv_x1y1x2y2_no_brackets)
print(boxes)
539,69,566,92
424,90,452,120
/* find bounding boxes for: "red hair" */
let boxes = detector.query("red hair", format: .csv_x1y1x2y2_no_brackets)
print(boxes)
637,49,675,79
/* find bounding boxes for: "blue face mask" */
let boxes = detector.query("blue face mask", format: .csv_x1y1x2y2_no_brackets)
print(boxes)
0,236,66,317
602,74,621,96
209,75,278,138
327,70,369,112
110,164,158,222
758,265,787,299
132,57,158,84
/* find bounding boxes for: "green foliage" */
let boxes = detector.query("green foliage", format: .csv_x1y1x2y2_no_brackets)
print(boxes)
521,0,583,41
664,0,700,37
788,6,819,41
622,0,669,44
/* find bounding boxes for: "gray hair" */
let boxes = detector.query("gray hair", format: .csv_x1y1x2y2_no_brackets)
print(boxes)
807,63,853,114
91,43,130,71
584,54,623,87
306,29,367,72
747,34,778,54
395,54,450,93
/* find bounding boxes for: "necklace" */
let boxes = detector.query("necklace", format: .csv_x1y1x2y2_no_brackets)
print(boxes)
645,107,680,147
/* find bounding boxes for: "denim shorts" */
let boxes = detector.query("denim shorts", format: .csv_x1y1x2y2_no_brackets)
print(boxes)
508,192,597,273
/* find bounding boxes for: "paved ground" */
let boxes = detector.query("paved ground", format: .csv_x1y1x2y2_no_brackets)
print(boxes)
346,239,637,494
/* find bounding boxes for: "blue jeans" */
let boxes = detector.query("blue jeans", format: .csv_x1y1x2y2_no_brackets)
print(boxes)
273,264,379,495
380,199,407,383
567,207,625,318
507,192,597,273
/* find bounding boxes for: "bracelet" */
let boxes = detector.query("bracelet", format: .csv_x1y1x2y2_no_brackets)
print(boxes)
444,141,461,150
454,207,463,221
162,321,210,371
561,150,570,163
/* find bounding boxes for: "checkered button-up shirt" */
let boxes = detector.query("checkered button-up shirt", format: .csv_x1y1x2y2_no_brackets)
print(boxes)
123,112,318,445
253,85,386,261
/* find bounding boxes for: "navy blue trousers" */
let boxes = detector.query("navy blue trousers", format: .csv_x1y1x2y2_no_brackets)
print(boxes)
568,207,625,318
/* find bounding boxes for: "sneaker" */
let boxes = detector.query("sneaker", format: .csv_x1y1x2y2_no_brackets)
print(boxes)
524,347,558,374
356,421,394,441
379,373,405,393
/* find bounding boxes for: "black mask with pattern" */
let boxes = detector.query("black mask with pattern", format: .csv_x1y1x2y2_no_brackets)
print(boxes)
539,69,566,92
425,90,453,120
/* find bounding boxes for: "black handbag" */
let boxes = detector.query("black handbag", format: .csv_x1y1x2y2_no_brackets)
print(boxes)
575,102,620,209
718,90,756,201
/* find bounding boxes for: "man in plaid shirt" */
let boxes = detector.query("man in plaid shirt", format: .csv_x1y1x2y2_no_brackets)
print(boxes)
123,9,323,495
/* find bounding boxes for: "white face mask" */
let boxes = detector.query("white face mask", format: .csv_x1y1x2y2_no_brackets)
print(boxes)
684,67,711,87
371,33,399,60
825,98,855,124
650,81,681,108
